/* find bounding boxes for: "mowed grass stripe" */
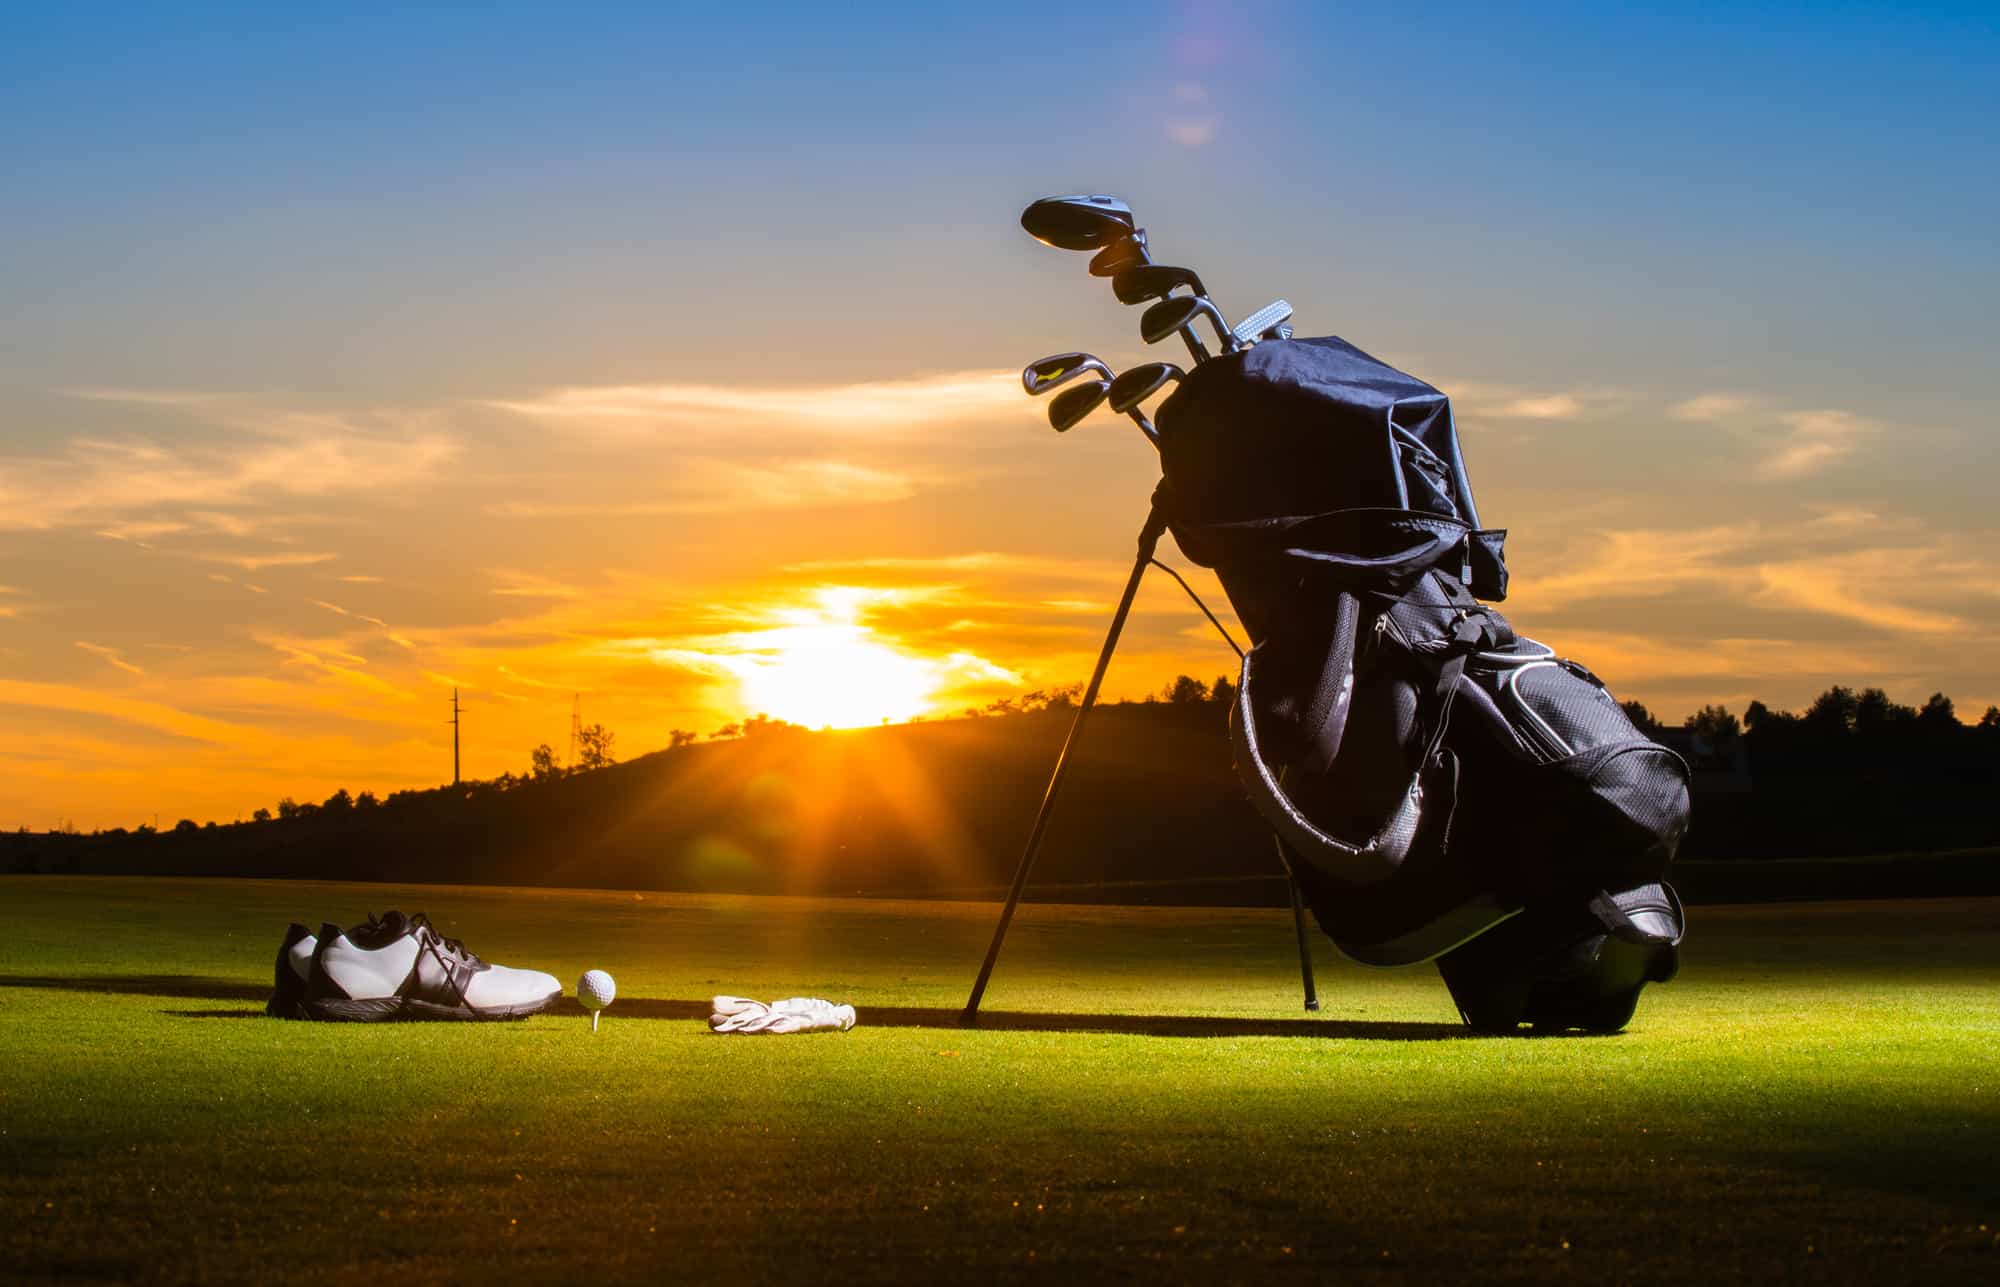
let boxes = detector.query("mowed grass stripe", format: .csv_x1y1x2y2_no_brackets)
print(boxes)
2,877,1995,1283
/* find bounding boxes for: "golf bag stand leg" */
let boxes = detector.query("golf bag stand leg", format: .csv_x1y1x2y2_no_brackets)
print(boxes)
1276,838,1320,1012
961,504,1170,1024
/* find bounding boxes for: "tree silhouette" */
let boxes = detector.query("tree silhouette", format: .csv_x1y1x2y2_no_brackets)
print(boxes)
1684,704,1741,743
529,744,561,780
577,722,617,770
1918,693,1955,726
1619,700,1665,737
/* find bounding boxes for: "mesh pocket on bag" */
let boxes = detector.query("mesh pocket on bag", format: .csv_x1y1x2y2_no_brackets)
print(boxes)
1511,661,1639,756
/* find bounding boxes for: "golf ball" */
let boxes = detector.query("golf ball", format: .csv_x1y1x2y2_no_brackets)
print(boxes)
576,969,616,1010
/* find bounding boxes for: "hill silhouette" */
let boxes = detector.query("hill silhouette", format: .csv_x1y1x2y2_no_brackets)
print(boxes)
12,703,1262,895
7,683,1998,903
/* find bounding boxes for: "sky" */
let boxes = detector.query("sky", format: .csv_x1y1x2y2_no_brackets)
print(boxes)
2,2,1996,830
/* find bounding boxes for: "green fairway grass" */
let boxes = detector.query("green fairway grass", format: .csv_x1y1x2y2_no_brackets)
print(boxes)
2,877,1995,1283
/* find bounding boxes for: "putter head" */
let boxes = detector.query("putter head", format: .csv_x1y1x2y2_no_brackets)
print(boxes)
1139,295,1205,345
1022,352,1112,396
1020,195,1135,251
1111,264,1204,306
1231,298,1295,347
1047,378,1111,432
1088,231,1150,277
1107,362,1182,414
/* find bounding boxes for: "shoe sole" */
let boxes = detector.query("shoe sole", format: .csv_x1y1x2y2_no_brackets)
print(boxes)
301,990,563,1023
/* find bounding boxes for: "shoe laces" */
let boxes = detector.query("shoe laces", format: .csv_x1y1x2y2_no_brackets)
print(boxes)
406,912,482,966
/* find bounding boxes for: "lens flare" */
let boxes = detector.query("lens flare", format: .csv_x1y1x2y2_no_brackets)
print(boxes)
715,588,940,728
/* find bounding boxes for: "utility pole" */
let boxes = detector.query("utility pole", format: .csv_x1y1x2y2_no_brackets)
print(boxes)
449,689,463,785
569,693,582,771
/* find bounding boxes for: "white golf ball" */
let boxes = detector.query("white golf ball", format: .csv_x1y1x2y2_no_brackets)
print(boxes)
576,969,616,1011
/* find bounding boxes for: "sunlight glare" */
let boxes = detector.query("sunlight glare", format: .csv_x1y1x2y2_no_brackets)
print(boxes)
718,588,940,728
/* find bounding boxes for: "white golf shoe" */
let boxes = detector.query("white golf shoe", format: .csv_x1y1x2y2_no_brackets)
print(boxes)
265,922,324,1019
303,911,561,1021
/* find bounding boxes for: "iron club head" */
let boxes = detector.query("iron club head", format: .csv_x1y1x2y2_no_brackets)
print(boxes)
1023,353,1113,396
1047,378,1112,432
1107,362,1184,415
1111,264,1206,305
1140,294,1232,348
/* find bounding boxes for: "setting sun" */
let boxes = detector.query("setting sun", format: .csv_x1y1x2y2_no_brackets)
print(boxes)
702,588,944,728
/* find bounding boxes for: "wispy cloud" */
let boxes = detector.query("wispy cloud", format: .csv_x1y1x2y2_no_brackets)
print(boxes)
1449,381,1620,421
1755,548,1971,635
75,641,145,676
1516,517,1984,640
258,634,416,701
196,551,340,572
1761,409,1881,479
487,370,1019,441
1668,393,1762,424
780,551,1128,582
0,392,458,532
308,599,389,629
485,570,591,601
485,459,918,518
1669,392,1885,479
94,519,192,542
0,679,248,744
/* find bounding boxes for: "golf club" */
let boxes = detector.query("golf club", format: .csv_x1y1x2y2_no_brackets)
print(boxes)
1023,352,1114,397
1107,361,1183,415
1141,295,1233,350
1046,373,1161,447
1111,264,1207,306
1019,195,1136,251
1048,378,1111,432
1089,230,1150,277
1020,196,1211,364
1232,298,1295,347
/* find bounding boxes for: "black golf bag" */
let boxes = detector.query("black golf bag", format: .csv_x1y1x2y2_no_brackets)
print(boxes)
1153,336,1688,1031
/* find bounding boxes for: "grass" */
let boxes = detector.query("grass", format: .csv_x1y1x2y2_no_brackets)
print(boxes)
2,877,1996,1284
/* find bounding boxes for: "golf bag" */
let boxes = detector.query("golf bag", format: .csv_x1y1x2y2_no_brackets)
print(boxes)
1153,336,1688,1031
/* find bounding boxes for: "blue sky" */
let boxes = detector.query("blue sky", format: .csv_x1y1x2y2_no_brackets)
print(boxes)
2,2,1996,826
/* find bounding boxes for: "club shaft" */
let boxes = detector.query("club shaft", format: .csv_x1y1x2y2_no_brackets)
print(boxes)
962,507,1169,1022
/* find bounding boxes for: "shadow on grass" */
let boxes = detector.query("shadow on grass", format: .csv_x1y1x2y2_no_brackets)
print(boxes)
1,973,1486,1039
612,997,1475,1040
0,972,266,1002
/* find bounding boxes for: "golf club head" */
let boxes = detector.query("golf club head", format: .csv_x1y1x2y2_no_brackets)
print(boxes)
1022,352,1113,396
1088,230,1150,277
1139,295,1208,345
1047,378,1111,432
1232,298,1296,347
1111,264,1206,306
1020,195,1136,251
1107,362,1183,414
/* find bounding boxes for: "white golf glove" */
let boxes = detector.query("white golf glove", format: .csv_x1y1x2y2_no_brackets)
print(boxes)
708,995,857,1034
